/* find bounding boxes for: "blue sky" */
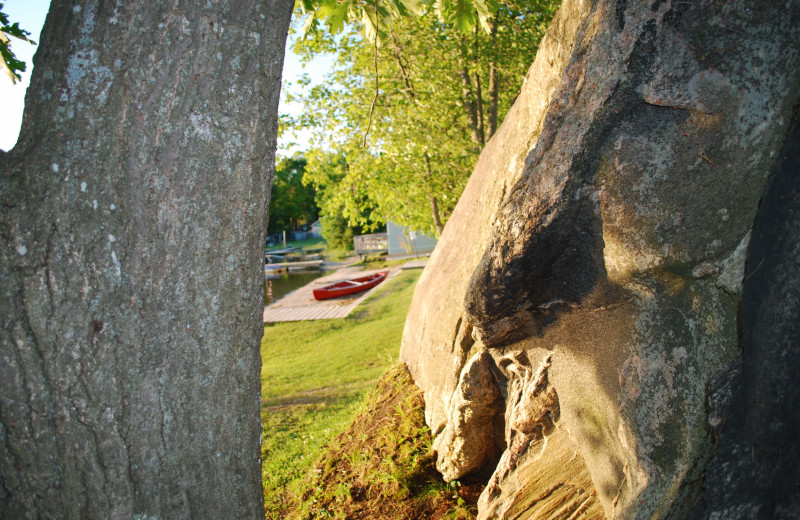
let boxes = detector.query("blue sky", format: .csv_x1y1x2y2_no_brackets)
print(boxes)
1,0,48,151
0,1,332,153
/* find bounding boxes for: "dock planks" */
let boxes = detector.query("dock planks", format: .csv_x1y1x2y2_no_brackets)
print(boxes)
262,267,400,323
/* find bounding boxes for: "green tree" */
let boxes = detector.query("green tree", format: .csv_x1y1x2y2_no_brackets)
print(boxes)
268,154,319,235
320,213,358,250
297,0,494,42
303,149,385,248
290,2,557,236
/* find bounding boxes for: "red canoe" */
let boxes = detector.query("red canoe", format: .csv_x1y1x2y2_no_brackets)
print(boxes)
312,271,389,301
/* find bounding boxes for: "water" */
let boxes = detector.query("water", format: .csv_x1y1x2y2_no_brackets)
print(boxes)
264,271,326,305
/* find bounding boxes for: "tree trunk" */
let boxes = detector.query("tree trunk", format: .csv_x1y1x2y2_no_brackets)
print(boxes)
487,62,499,139
473,26,486,146
486,18,499,139
424,155,444,236
390,34,415,102
0,0,293,518
460,65,482,146
473,70,486,146
429,195,445,237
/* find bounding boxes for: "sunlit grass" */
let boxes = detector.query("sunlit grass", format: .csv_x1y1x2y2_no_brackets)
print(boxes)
266,236,327,252
350,255,420,271
261,397,364,519
260,269,422,518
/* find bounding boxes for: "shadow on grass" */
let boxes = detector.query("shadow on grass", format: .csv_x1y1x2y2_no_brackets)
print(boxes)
262,386,364,412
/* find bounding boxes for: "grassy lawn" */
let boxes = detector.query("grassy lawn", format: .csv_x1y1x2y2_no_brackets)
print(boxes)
266,236,327,252
349,255,419,271
260,269,422,518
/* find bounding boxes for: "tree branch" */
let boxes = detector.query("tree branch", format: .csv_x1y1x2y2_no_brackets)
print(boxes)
362,0,380,147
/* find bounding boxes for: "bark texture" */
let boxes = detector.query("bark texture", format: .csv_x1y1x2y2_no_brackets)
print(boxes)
401,0,800,518
0,0,293,518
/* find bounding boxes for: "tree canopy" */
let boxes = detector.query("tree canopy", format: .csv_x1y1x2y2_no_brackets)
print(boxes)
298,0,499,42
267,155,320,235
289,1,558,236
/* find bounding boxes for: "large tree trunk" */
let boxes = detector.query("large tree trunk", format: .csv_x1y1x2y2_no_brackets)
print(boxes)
0,0,293,518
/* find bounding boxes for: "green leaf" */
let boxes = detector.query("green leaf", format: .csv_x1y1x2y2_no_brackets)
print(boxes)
473,0,499,32
2,21,35,43
452,0,479,32
301,12,320,39
316,2,350,35
432,0,500,33
361,7,379,43
1,32,22,82
390,0,424,17
1,4,36,84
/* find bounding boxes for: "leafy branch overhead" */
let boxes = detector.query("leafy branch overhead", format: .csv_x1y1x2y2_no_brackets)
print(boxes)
293,2,558,237
298,0,499,41
0,3,36,83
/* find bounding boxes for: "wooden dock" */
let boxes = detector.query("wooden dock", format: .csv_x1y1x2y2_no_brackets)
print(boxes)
264,259,324,271
262,267,400,323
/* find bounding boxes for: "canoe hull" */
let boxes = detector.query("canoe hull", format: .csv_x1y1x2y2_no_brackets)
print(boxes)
312,271,388,301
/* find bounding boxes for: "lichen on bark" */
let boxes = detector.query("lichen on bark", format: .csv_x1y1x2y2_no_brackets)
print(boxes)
0,0,293,517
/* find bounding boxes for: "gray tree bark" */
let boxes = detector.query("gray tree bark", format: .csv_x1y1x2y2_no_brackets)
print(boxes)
0,0,293,518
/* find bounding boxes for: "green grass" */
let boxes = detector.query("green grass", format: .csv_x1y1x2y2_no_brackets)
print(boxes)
350,256,417,271
261,397,365,518
266,236,327,252
323,247,354,261
260,269,421,518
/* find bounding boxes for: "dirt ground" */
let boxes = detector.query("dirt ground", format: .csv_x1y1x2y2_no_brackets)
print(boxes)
285,364,486,520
